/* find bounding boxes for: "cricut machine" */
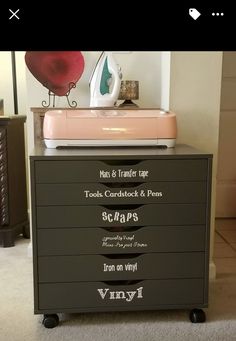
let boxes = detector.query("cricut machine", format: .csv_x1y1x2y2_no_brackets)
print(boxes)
43,109,177,148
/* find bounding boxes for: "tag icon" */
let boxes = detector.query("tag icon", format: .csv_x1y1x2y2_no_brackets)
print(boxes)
189,8,201,20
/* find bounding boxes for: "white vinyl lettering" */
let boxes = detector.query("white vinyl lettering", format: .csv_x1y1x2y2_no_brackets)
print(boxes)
97,287,144,302
103,263,116,272
115,291,126,300
137,286,143,298
103,262,137,273
118,169,137,178
100,170,110,178
138,170,148,179
101,211,139,224
126,291,136,302
147,189,162,197
84,186,164,200
99,168,149,180
97,288,109,299
101,234,148,249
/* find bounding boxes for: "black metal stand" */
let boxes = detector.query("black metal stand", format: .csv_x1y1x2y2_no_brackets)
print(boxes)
42,82,78,108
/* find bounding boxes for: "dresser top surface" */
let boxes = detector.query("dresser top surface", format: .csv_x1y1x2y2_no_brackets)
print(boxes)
30,144,212,160
0,115,26,125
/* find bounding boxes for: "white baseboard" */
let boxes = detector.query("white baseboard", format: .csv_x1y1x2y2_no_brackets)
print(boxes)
209,260,216,280
27,208,32,257
27,242,32,257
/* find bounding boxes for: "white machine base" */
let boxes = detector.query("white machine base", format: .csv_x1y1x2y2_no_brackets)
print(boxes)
44,139,176,148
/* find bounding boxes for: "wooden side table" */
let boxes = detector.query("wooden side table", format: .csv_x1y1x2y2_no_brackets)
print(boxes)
31,107,48,147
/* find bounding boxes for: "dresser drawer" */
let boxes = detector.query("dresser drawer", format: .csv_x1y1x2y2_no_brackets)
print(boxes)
38,253,205,283
36,181,207,206
37,204,206,228
37,225,206,255
38,279,204,310
35,159,208,183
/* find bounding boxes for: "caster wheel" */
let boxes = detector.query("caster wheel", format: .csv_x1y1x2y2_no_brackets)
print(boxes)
42,314,59,328
189,309,206,323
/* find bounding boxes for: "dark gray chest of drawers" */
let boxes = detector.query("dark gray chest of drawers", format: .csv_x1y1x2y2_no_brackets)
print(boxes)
30,145,212,328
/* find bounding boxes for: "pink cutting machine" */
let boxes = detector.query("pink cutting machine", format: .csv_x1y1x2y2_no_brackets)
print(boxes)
43,109,177,148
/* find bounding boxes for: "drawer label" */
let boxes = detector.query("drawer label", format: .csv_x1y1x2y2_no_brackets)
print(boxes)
84,189,163,199
102,211,139,224
103,262,138,273
102,234,148,249
99,168,149,180
97,286,143,302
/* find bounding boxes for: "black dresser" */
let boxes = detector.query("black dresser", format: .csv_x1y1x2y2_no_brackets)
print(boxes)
0,116,29,247
30,145,212,328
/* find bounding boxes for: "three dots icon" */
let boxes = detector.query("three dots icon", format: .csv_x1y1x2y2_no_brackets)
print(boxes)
212,12,224,16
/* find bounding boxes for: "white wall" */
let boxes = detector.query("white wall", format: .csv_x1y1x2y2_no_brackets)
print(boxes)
0,52,27,116
216,52,236,217
160,52,171,111
15,52,28,115
169,51,223,278
170,52,222,154
0,52,15,114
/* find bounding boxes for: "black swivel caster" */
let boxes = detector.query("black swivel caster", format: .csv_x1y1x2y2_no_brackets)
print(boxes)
189,309,206,323
42,314,59,328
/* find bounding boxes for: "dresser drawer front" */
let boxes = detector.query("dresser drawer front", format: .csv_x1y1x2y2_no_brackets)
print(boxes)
37,204,206,228
38,279,204,310
38,253,205,283
35,159,208,183
36,182,207,206
37,226,206,255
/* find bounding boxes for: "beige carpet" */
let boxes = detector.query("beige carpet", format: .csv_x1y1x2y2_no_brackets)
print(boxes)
0,238,236,341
